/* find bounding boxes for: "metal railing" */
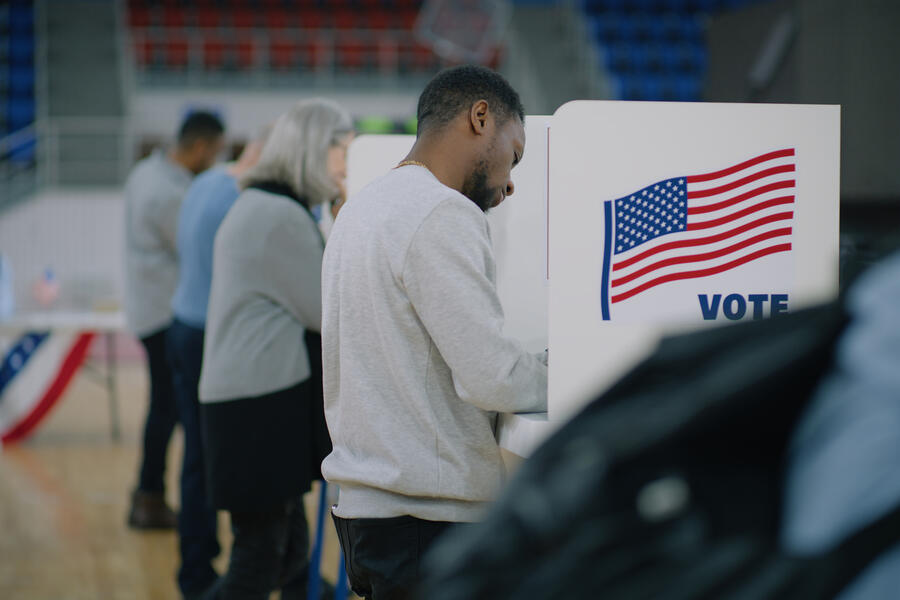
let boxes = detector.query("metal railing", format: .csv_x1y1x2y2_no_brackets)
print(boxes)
39,117,134,186
0,125,39,211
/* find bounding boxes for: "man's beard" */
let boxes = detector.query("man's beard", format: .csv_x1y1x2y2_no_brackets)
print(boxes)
461,159,494,213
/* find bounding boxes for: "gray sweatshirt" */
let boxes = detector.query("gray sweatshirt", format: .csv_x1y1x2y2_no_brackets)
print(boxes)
123,150,192,337
199,187,323,403
321,165,548,523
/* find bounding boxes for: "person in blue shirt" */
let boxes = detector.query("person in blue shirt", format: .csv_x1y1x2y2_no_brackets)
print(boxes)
166,127,268,600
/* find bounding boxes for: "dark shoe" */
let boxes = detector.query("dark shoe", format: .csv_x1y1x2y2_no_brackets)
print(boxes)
127,489,177,530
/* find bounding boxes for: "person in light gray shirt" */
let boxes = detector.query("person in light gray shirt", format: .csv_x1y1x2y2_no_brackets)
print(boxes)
121,111,223,549
199,99,353,599
322,65,547,600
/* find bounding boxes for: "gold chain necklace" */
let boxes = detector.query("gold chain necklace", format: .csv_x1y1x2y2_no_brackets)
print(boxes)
395,160,430,171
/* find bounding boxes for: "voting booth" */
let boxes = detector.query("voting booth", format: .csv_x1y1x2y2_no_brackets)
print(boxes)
346,101,841,455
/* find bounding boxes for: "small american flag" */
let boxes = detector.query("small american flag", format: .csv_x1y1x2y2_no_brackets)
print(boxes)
600,149,795,320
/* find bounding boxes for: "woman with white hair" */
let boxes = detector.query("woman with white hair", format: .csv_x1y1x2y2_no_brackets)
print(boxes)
198,98,354,599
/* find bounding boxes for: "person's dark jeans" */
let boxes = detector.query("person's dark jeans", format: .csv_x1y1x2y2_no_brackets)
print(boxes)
217,495,311,599
332,514,455,600
167,319,220,596
137,327,178,493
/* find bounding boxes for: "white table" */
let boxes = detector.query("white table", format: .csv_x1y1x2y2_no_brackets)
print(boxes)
0,309,127,440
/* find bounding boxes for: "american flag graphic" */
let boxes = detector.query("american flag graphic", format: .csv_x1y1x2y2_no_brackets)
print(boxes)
600,148,796,320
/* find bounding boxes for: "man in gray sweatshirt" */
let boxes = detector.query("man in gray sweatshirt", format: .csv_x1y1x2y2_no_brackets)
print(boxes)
322,65,547,599
123,111,223,541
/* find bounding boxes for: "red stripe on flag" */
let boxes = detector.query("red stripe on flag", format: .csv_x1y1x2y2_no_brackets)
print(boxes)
686,148,795,184
688,182,795,214
610,227,793,288
611,244,792,303
688,201,794,231
614,212,794,271
688,166,795,199
1,333,96,444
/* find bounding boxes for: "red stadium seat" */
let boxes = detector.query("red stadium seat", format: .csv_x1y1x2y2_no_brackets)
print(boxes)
334,10,358,30
233,9,255,29
162,6,186,29
298,9,324,30
298,39,328,71
128,7,151,28
269,37,299,70
235,36,256,70
203,35,226,69
196,8,219,29
165,34,190,69
375,36,400,71
397,10,418,30
265,9,291,30
336,36,369,72
364,10,392,30
410,41,436,71
133,36,155,67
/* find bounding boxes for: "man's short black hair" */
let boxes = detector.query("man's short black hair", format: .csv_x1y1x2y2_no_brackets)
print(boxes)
177,110,225,146
416,65,524,135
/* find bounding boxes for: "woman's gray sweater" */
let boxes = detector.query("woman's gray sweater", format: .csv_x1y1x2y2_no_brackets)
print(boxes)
199,187,323,403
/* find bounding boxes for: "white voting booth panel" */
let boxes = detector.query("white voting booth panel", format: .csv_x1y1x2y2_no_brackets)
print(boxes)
548,101,841,422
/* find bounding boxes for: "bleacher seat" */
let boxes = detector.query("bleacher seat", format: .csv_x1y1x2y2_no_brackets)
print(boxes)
128,7,152,28
9,3,34,32
334,10,358,30
162,6,187,29
9,34,35,64
232,10,256,29
165,34,190,69
265,10,293,30
269,37,300,70
133,36,155,67
298,9,325,30
9,66,34,94
7,97,35,130
203,35,227,69
196,8,221,29
336,36,370,72
235,36,256,69
123,0,482,80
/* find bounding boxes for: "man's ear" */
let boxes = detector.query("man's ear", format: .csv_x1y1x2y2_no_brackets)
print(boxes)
468,100,490,135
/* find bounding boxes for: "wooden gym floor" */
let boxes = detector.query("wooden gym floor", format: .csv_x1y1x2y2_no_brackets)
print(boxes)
0,356,356,600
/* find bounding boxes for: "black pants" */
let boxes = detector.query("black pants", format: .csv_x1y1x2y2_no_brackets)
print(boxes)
137,327,178,493
167,319,220,595
332,514,455,600
217,495,311,599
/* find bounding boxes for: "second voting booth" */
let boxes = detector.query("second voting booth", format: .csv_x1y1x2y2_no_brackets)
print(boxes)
346,100,841,456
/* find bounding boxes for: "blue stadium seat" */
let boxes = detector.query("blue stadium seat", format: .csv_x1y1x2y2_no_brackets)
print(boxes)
9,66,34,94
675,75,702,100
6,97,35,130
9,33,35,64
638,73,663,100
592,13,636,43
9,3,34,33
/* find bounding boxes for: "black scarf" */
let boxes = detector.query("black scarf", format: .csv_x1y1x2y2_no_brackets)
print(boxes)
247,181,310,211
246,180,324,247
